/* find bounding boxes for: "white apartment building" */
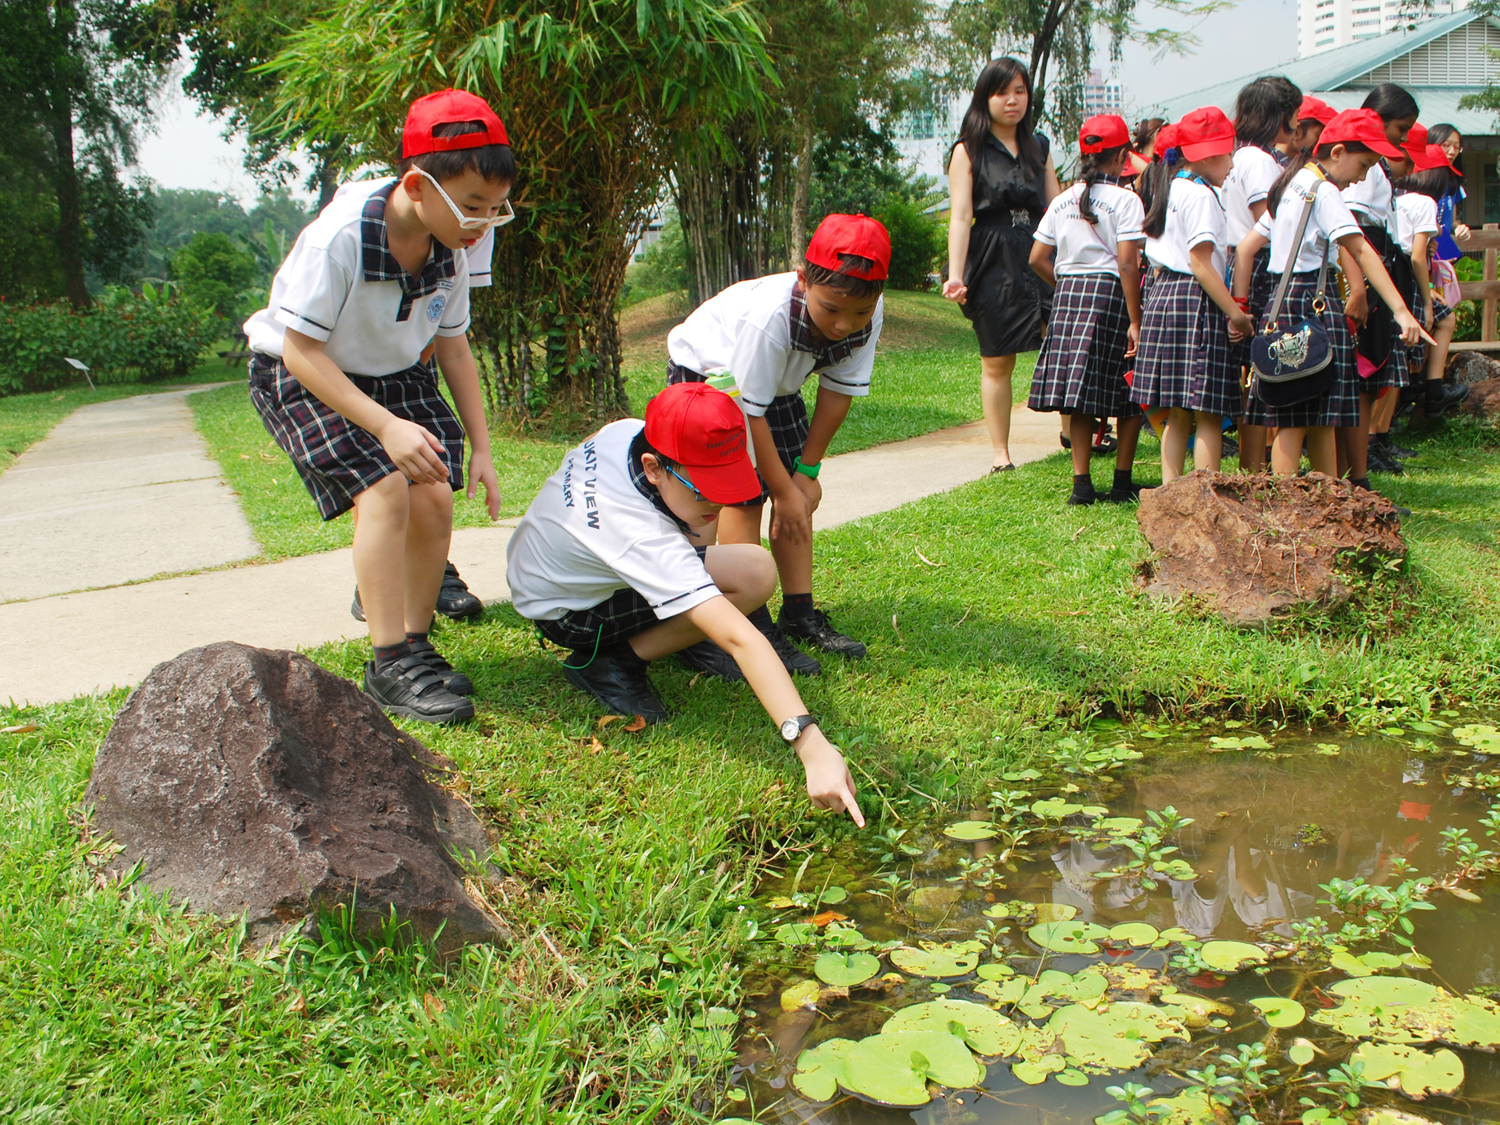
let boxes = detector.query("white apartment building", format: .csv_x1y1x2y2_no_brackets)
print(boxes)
1083,70,1126,115
1299,0,1467,56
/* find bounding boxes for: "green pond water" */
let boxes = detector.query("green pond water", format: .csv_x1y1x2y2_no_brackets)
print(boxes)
721,714,1500,1125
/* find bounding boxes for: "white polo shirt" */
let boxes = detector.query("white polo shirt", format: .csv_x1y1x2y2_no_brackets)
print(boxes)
1343,161,1398,240
1254,168,1360,274
1146,176,1227,277
1033,180,1144,276
1222,145,1282,247
666,273,883,416
506,419,723,622
244,178,472,376
1395,192,1439,257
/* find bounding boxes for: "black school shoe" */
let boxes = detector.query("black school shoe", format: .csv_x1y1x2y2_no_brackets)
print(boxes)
364,655,475,724
562,644,669,723
1366,442,1405,476
677,639,746,682
407,637,474,695
778,604,865,662
437,562,484,620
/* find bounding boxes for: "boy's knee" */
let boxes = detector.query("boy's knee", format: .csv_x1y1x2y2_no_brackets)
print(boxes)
706,543,776,606
353,472,410,520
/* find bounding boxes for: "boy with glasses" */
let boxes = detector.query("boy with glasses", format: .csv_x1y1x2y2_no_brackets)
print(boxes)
507,381,865,825
244,89,514,724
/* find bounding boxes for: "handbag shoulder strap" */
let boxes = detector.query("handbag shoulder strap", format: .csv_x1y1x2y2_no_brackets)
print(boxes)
1262,165,1327,331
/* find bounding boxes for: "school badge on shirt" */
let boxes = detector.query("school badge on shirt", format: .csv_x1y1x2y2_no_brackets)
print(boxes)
427,295,447,323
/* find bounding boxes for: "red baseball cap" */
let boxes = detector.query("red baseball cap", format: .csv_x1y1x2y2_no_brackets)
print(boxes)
1401,122,1428,163
805,213,890,281
1153,122,1178,157
1176,106,1236,160
1320,108,1404,159
1080,114,1131,154
643,383,760,504
1413,143,1462,175
1297,96,1338,127
403,90,509,158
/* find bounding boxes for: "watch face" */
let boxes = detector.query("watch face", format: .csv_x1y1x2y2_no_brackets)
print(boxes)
782,718,801,741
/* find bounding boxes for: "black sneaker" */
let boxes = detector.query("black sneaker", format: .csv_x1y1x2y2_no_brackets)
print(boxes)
363,655,475,724
1425,382,1469,418
562,644,669,723
351,586,365,622
778,604,863,662
1376,433,1417,459
752,613,823,675
677,639,745,681
437,563,484,620
407,637,474,695
1104,482,1152,504
1367,443,1405,476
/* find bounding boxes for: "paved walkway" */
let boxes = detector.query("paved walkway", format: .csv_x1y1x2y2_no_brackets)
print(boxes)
1,400,1066,706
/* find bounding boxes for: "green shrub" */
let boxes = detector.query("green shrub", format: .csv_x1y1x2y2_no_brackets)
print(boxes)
171,231,258,321
1452,256,1484,342
875,198,944,291
621,210,689,308
0,284,219,395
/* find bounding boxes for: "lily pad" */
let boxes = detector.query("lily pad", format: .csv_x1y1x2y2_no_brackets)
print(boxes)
1157,927,1198,944
945,820,1000,840
791,1037,855,1101
1174,993,1236,1029
1020,1001,1189,1071
818,885,849,904
1032,798,1084,819
1331,949,1404,977
781,978,824,1011
1199,940,1268,973
1150,1089,1220,1125
882,998,1022,1057
891,940,982,979
1032,902,1080,923
1287,1039,1316,1066
814,951,881,988
1351,1042,1465,1099
975,976,1028,1005
840,1028,982,1106
1056,1067,1090,1086
822,924,875,950
977,962,1016,980
1028,920,1109,954
1107,922,1160,947
1250,996,1306,1028
1097,816,1144,835
1012,1053,1066,1084
775,922,818,946
1312,977,1500,1049
1454,724,1500,753
1208,733,1273,750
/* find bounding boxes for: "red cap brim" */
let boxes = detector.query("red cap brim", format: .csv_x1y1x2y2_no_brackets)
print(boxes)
1178,136,1235,161
1367,136,1406,160
685,455,762,505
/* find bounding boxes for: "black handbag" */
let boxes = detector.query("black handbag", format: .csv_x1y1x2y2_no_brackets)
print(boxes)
1252,170,1337,408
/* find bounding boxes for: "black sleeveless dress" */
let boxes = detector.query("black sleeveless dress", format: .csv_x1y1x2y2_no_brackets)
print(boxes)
960,132,1052,357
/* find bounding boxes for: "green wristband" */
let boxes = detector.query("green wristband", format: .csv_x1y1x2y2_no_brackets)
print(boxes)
793,456,821,479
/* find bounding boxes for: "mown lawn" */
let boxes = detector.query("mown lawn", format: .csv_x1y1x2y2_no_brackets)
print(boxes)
4,414,1498,1123
189,290,1028,560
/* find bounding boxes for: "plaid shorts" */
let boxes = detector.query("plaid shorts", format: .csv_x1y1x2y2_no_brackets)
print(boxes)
666,363,808,507
1028,272,1140,419
536,547,711,652
248,354,466,520
1131,270,1242,417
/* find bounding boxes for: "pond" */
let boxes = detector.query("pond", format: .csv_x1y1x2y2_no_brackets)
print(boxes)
720,715,1500,1125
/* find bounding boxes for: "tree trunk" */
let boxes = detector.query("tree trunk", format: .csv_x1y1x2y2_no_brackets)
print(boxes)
789,123,815,263
47,0,89,309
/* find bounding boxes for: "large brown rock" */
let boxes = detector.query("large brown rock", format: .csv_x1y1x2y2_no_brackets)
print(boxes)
84,642,508,954
1136,471,1405,626
1447,351,1500,386
1460,377,1500,418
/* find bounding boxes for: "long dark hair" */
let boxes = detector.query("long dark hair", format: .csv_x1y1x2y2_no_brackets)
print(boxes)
956,58,1043,178
1234,76,1302,151
1133,117,1166,155
1266,140,1373,217
1077,145,1129,225
1426,123,1460,148
1362,83,1419,123
1140,146,1183,239
1396,167,1458,202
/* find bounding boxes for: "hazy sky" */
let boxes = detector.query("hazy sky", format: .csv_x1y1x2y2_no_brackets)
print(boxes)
132,0,1301,203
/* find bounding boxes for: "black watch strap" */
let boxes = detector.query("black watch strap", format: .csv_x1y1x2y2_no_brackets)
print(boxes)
780,714,817,743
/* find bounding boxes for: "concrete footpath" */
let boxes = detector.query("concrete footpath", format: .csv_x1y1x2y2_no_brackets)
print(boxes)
1,403,1065,706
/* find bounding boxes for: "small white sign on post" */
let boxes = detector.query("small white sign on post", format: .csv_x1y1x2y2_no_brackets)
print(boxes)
63,357,94,390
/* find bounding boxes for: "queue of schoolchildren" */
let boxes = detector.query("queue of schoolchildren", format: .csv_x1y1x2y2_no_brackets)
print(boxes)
240,72,1474,827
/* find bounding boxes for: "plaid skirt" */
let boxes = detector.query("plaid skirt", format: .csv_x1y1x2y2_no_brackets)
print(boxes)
1028,273,1140,418
1403,271,1453,372
1130,270,1242,416
667,363,807,507
248,354,465,520
1245,276,1361,428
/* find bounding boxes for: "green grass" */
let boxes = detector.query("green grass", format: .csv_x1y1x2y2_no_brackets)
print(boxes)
4,418,1499,1122
193,291,1030,560
0,344,244,473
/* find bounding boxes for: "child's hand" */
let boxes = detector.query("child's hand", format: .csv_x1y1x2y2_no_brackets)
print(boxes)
1395,310,1435,347
1344,287,1369,326
769,485,814,546
1424,302,1435,331
795,729,865,827
1125,322,1139,356
1228,310,1255,342
380,417,450,484
941,278,968,304
1456,223,1472,241
468,448,501,519
790,471,822,513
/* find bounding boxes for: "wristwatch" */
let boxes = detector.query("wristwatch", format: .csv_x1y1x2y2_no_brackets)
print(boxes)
792,456,821,479
780,714,817,743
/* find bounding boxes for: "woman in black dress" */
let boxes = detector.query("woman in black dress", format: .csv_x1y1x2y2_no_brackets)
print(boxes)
943,58,1061,471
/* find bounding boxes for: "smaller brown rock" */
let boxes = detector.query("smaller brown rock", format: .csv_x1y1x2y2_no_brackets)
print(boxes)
1447,352,1500,386
1460,377,1500,418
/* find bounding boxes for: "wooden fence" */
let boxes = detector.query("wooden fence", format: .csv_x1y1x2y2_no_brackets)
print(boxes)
1452,222,1500,353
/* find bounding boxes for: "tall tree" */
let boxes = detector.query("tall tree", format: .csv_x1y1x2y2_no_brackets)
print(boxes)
264,0,771,423
0,0,164,305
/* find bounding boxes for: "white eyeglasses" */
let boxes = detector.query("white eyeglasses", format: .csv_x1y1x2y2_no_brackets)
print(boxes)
416,168,515,231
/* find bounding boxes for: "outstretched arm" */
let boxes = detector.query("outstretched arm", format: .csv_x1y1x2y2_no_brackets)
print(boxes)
944,145,974,304
1341,232,1435,346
